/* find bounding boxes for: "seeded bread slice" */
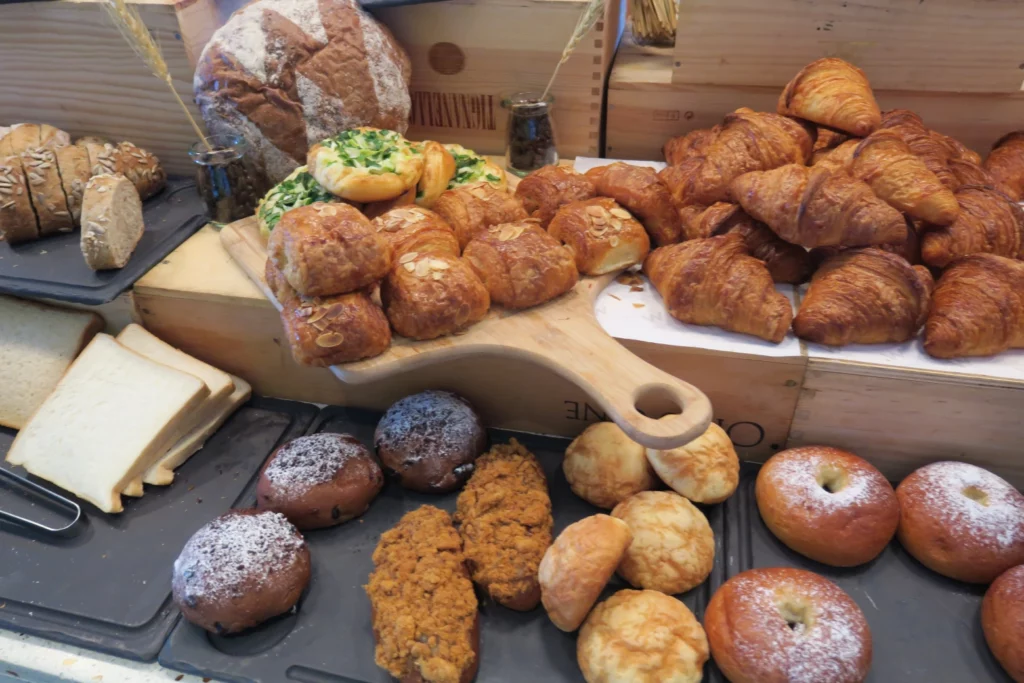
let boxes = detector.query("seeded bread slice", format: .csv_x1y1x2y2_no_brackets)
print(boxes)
0,124,40,158
81,174,144,270
39,124,71,151
0,156,40,243
54,145,91,223
22,147,74,235
80,141,120,177
115,142,166,200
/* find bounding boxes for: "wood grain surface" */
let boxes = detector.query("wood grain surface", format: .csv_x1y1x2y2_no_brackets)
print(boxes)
220,216,713,450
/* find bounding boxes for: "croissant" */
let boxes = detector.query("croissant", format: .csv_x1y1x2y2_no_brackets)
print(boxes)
663,126,719,166
675,109,815,206
643,233,793,343
730,164,907,248
794,248,934,346
878,110,958,189
586,162,681,246
932,130,982,166
983,131,1024,201
809,217,921,268
924,254,1024,358
920,186,1024,268
777,58,881,137
947,159,1000,189
813,126,851,153
810,139,858,174
849,130,959,225
680,202,812,284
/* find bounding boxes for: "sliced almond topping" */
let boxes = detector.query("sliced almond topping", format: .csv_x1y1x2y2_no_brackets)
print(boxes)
399,251,419,264
311,319,329,331
325,304,346,319
408,212,425,222
403,262,416,272
611,219,623,230
498,225,516,241
307,308,328,324
585,205,604,217
429,258,450,270
316,332,345,347
414,259,431,277
319,204,338,216
609,236,620,247
610,207,631,219
431,271,444,281
512,225,526,240
591,215,607,226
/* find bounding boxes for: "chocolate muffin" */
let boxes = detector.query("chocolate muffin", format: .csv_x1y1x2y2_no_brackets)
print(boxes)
172,509,310,634
256,433,384,530
374,390,487,493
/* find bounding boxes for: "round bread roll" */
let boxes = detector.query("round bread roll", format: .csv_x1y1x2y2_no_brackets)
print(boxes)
374,390,487,493
563,422,658,509
577,589,709,683
983,565,1024,682
256,433,384,529
896,461,1024,583
308,128,423,202
538,514,633,631
611,491,714,594
646,422,739,505
172,509,310,634
705,567,872,683
756,446,899,567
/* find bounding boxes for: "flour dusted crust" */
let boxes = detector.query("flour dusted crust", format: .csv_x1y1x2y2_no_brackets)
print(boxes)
308,128,423,202
194,0,412,185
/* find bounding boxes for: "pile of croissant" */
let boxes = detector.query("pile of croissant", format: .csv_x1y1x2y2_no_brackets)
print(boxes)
647,57,1024,359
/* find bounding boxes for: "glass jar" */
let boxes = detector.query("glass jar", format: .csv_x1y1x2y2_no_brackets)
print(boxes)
504,92,558,177
189,134,258,223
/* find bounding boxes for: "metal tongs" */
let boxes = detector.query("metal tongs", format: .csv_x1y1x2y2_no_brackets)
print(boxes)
0,467,83,537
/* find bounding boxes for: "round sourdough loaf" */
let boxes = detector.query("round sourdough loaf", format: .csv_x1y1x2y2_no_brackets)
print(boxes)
194,0,412,186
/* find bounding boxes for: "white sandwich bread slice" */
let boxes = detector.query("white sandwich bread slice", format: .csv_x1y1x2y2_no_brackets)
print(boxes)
142,375,252,486
116,324,235,497
80,173,144,271
0,295,103,430
5,334,209,513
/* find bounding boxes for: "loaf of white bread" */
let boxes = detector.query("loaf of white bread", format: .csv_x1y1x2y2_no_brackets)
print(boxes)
5,322,251,513
0,295,103,430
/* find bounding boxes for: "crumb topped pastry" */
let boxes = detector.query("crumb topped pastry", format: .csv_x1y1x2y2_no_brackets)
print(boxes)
366,505,479,683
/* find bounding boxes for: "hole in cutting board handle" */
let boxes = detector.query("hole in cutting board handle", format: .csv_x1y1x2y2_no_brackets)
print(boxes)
633,384,685,420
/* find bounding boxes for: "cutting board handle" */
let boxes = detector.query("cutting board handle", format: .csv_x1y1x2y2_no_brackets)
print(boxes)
521,321,713,451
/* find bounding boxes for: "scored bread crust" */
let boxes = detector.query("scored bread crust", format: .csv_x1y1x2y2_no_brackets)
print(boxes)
22,147,75,235
0,156,40,244
80,174,144,270
54,145,92,223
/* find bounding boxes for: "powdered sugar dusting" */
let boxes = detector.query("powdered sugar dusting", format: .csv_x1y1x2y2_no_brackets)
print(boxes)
264,433,365,495
375,391,481,465
762,449,883,513
726,570,869,683
173,511,305,604
357,10,412,128
907,461,1024,548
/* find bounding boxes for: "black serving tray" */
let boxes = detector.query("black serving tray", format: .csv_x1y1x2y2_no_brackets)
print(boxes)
0,397,317,661
0,175,207,305
160,405,728,683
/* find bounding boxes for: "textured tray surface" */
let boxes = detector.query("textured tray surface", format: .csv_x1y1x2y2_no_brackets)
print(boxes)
0,176,207,305
0,397,317,661
160,405,728,683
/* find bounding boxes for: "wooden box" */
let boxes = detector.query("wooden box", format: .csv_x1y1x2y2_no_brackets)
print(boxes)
0,0,220,176
606,38,1024,161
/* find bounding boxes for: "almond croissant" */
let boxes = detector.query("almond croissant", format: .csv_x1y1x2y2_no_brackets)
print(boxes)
925,254,1024,358
983,131,1024,201
643,233,793,343
794,248,934,346
680,202,813,284
586,162,681,246
777,58,881,137
730,164,907,248
850,130,959,225
663,126,719,166
659,109,814,207
920,186,1024,268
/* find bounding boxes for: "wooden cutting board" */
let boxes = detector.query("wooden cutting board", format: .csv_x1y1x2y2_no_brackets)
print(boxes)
220,218,713,450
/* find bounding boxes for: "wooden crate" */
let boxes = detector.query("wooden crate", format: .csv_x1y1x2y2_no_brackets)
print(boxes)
672,0,1024,94
0,0,215,176
606,39,1024,161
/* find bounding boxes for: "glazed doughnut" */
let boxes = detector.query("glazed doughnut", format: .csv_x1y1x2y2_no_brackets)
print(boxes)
704,567,872,683
756,446,899,566
982,565,1024,682
896,461,1024,583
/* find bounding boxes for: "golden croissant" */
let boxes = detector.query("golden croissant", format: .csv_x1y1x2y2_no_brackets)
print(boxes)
643,233,793,343
878,110,958,190
920,186,1024,268
778,58,881,137
810,139,858,174
680,202,813,284
659,109,814,207
849,130,959,225
813,126,851,153
925,254,1024,358
663,126,719,166
730,164,906,248
794,248,934,346
983,131,1024,202
586,162,681,246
